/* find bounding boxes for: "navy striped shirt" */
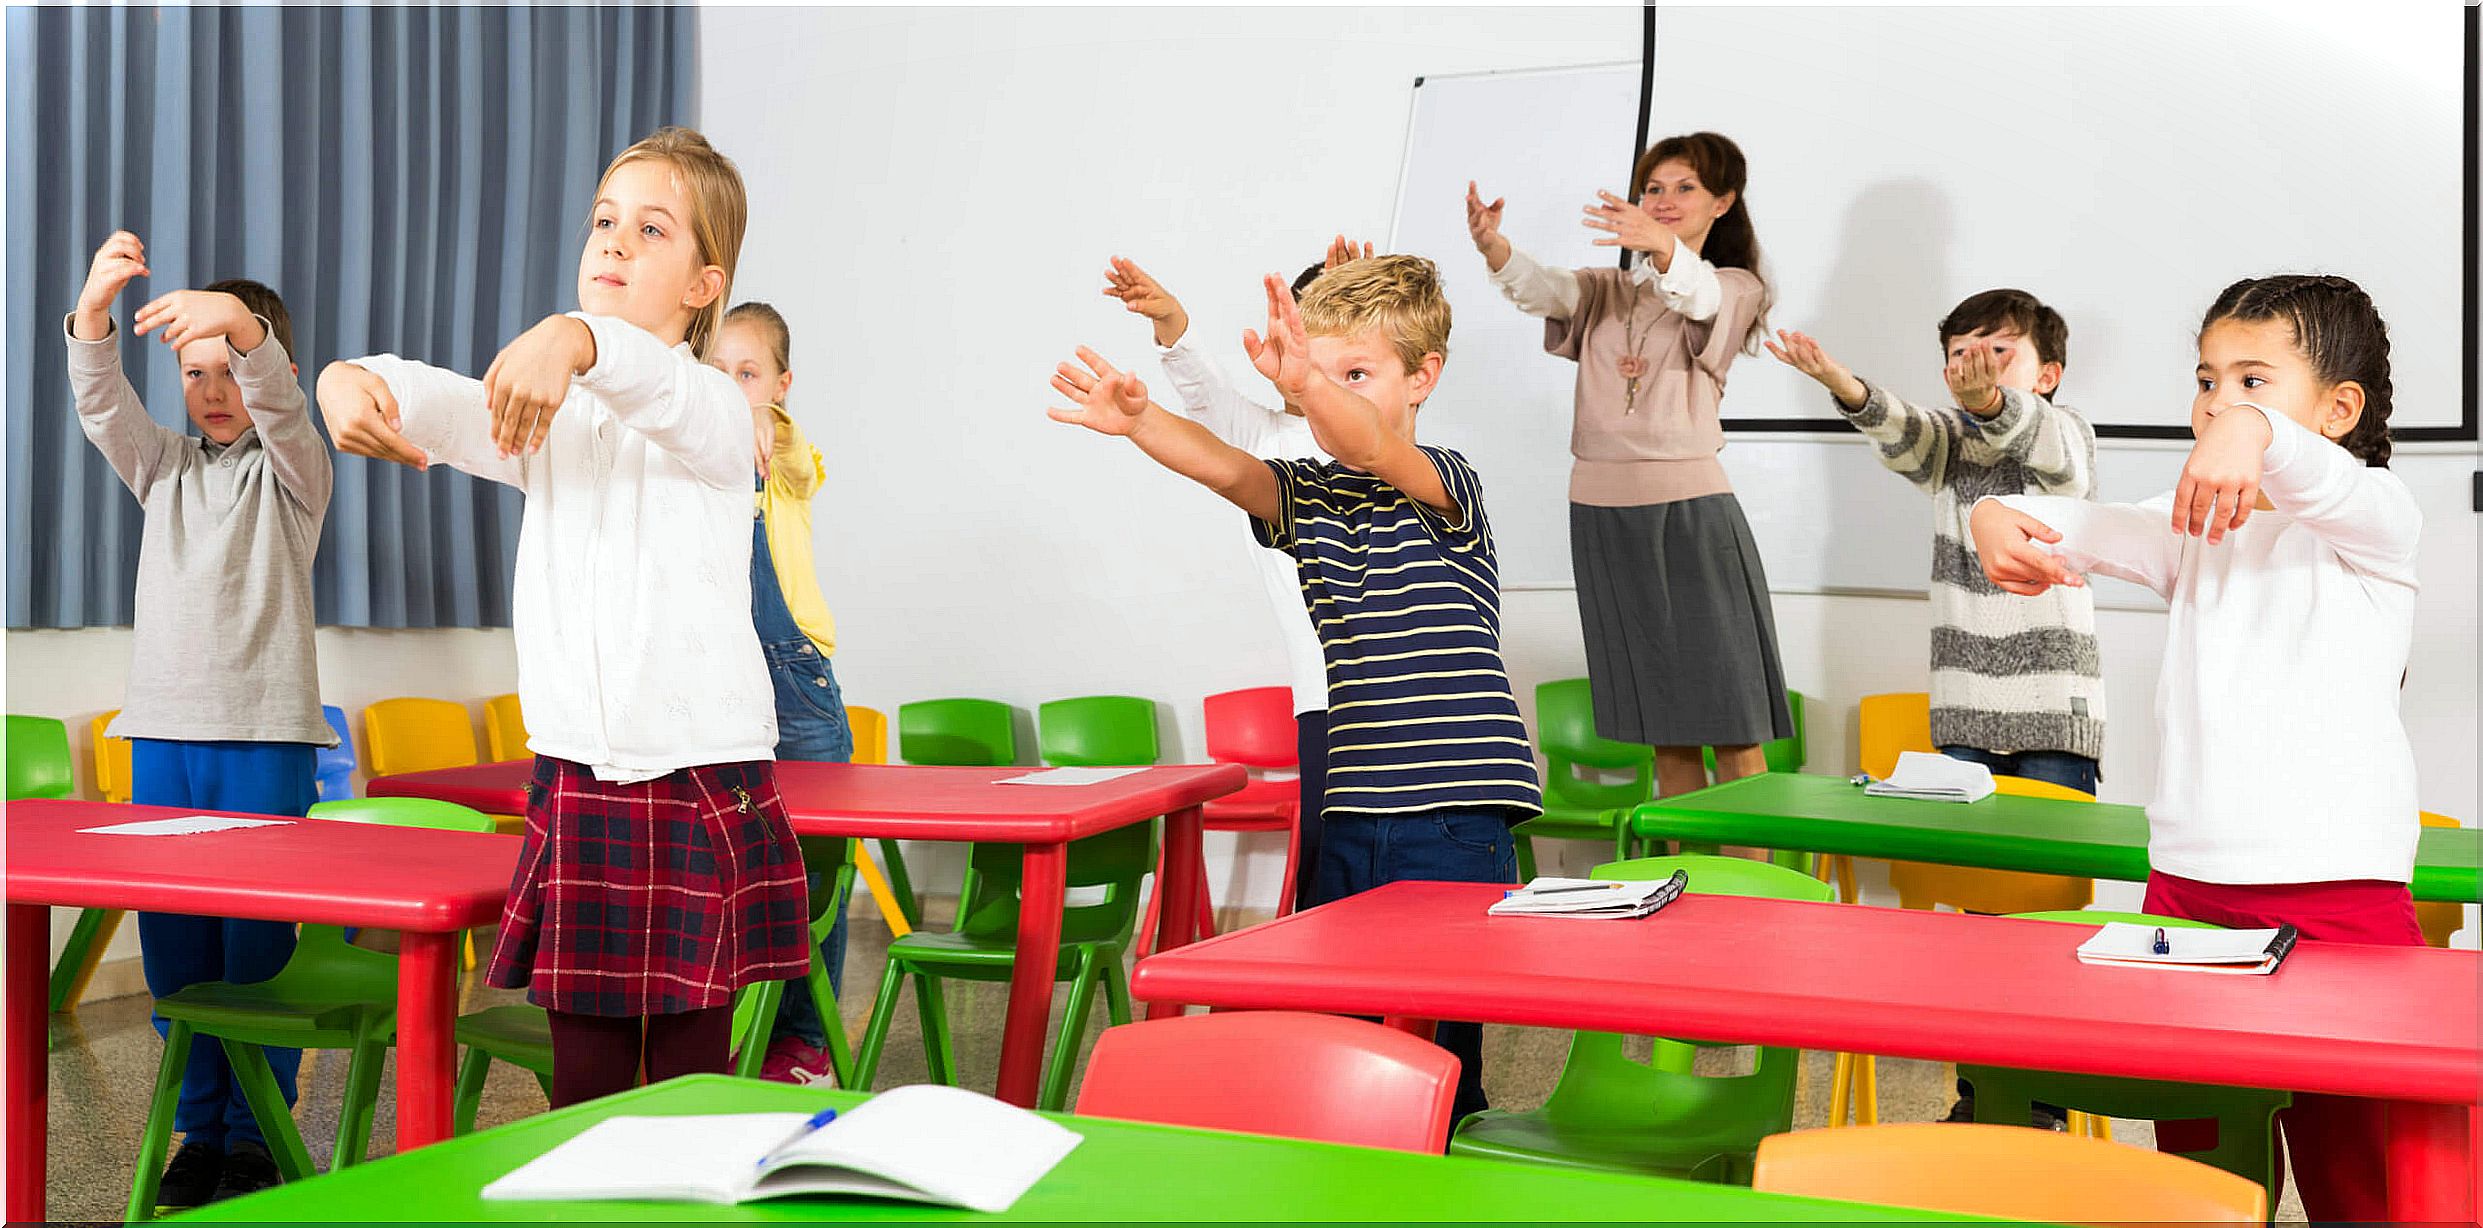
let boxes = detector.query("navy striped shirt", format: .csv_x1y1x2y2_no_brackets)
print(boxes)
1252,446,1543,820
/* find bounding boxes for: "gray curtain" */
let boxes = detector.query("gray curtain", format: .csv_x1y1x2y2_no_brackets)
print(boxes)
6,6,695,628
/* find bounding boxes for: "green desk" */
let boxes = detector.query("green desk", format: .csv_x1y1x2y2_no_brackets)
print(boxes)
1632,773,2481,904
186,1075,2016,1222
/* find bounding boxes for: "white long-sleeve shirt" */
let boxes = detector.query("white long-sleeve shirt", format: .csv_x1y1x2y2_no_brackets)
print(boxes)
352,314,776,782
1157,336,1331,715
1993,406,2421,885
1487,243,1723,324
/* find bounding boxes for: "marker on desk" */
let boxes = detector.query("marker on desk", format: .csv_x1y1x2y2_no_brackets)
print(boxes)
757,1106,838,1167
1504,882,1628,898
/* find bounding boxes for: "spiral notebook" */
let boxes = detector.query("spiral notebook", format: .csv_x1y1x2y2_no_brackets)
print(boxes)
2075,922,2299,976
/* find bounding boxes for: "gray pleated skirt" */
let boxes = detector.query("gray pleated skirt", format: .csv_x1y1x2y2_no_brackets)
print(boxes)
1571,495,1794,748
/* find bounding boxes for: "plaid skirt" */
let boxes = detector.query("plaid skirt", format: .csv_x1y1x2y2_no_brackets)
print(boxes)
485,756,810,1016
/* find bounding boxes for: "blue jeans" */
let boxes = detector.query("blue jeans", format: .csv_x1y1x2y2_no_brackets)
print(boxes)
1292,710,1328,908
1312,810,1518,1125
753,517,853,1049
1936,745,2099,795
131,738,317,1149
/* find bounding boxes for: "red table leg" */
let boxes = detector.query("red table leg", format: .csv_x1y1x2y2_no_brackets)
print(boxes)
394,930,458,1151
2382,1097,2476,1221
6,904,49,1221
994,842,1067,1108
1143,805,1206,1021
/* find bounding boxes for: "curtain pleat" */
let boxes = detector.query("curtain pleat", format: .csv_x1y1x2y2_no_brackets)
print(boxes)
5,6,697,629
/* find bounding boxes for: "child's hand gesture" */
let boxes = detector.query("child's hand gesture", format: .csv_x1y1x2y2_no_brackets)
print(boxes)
1763,329,1867,409
1945,341,2005,415
1581,190,1676,259
483,315,595,458
1323,235,1375,270
1465,181,1510,270
1969,501,2084,596
134,289,264,354
316,361,430,470
1101,257,1188,347
1240,275,1316,404
1047,346,1152,437
73,231,150,340
751,402,776,478
2173,404,2273,543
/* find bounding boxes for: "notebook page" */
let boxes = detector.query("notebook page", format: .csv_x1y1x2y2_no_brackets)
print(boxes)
769,1085,1080,1213
482,1113,809,1203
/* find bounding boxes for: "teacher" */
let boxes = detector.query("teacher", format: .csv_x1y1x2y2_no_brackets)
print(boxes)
1468,131,1791,798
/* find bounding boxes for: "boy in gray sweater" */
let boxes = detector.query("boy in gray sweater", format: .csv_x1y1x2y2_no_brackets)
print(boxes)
67,230,335,1209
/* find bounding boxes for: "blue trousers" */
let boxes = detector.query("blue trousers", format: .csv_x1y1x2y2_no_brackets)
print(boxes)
131,738,318,1148
1292,710,1328,909
1312,810,1518,1125
765,648,854,1048
1936,745,2099,795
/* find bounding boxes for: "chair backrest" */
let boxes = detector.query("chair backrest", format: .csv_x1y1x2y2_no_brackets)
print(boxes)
315,704,359,801
1752,1122,2267,1223
362,697,481,778
482,693,529,762
846,705,890,765
897,698,1017,766
1534,678,1656,810
1889,774,2095,914
956,821,1155,947
1038,696,1160,768
1592,853,1836,903
5,714,74,801
1201,687,1296,769
1856,692,1934,781
306,796,498,833
2416,811,2462,947
1075,1011,1460,1152
90,711,131,804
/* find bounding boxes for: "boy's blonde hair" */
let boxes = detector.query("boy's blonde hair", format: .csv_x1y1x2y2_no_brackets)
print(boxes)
597,127,746,357
1297,254,1451,374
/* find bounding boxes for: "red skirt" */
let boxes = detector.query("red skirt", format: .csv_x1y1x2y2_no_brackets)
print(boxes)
485,755,810,1016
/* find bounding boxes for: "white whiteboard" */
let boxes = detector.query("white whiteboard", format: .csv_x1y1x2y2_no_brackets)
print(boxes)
1390,8,2469,592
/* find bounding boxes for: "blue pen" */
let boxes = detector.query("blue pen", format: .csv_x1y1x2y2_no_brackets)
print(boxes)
756,1106,838,1168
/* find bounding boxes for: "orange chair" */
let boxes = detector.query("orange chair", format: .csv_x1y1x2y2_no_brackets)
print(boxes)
824,704,911,937
1074,1011,1459,1152
481,693,529,762
1752,1122,2266,1224
90,711,132,804
846,705,889,765
2416,812,2463,947
361,697,481,779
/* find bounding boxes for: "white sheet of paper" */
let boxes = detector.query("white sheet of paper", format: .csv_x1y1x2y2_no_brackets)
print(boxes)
995,768,1146,786
78,815,296,837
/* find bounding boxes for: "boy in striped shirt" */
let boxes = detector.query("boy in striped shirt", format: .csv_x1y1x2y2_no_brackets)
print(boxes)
1051,256,1541,1119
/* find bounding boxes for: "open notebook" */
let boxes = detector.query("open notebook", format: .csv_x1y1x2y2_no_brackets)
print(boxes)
2075,922,2299,976
481,1084,1080,1213
1488,871,1689,919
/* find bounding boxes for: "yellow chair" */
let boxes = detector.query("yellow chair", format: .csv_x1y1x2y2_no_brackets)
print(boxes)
1752,1122,2267,1224
361,697,481,779
481,693,529,762
847,704,889,765
832,704,910,938
2417,812,2463,948
91,710,132,804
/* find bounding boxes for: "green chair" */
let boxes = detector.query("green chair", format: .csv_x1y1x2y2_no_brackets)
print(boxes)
124,797,497,1220
1956,910,2291,1197
1686,691,1810,873
1450,853,1831,1183
850,818,1152,1111
1512,679,1656,880
7,714,123,1015
882,698,1022,927
448,834,857,1132
1035,695,1159,767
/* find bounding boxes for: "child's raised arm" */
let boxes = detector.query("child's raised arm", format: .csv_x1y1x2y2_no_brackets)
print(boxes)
1048,346,1279,523
1243,276,1453,515
322,356,526,486
65,232,187,500
136,288,331,515
1946,341,2093,497
1973,494,2183,599
2193,404,2419,582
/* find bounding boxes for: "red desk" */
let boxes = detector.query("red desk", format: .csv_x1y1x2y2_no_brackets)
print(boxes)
1132,881,2483,1221
4,801,518,1221
370,760,1245,1108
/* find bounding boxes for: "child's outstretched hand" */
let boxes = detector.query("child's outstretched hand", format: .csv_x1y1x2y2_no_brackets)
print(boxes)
134,289,264,354
316,361,429,470
1969,500,2083,596
1944,340,2005,415
1465,181,1510,269
74,231,150,338
2173,404,2273,544
484,315,594,458
1047,346,1152,437
1763,329,1867,409
1241,275,1316,403
1102,257,1188,347
1323,235,1376,270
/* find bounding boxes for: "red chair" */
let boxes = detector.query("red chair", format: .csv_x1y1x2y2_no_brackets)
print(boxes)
1073,1012,1459,1152
1138,687,1303,956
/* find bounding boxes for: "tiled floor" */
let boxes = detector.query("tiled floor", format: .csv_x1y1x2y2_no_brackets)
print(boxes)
43,901,2303,1221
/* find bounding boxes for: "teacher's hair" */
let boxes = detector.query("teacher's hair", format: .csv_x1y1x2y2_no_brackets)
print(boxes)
1634,132,1767,353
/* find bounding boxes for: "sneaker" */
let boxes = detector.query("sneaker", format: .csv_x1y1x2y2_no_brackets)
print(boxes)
2030,1103,2070,1132
210,1138,282,1202
154,1138,223,1212
758,1037,834,1086
1940,1096,1975,1124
